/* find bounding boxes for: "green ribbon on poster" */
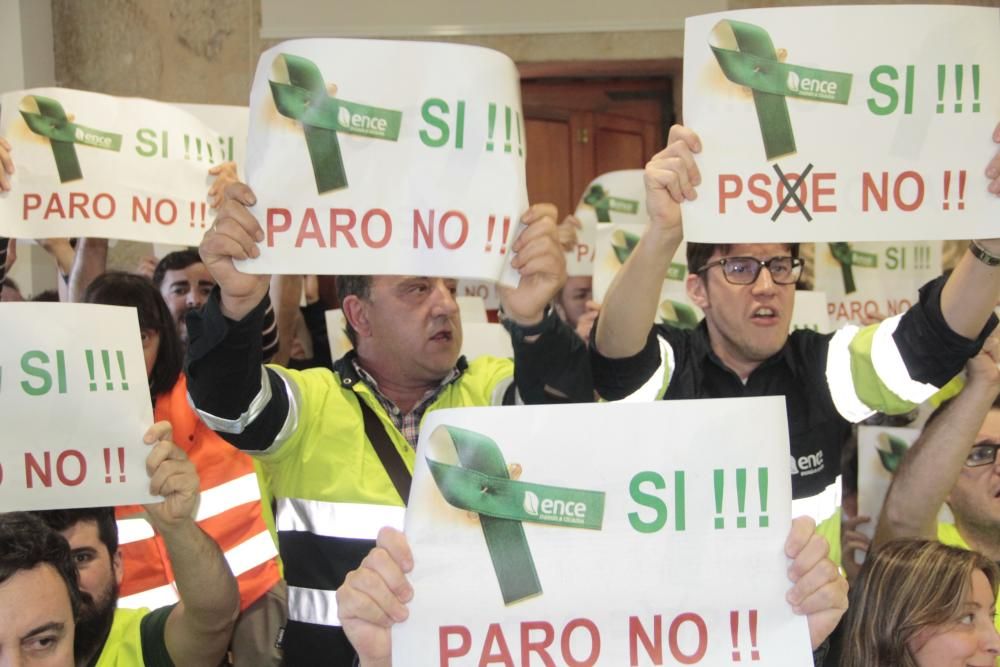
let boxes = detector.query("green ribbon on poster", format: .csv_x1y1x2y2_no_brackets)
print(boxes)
19,95,122,183
583,185,639,222
709,20,852,160
829,242,877,295
269,53,403,193
426,425,604,605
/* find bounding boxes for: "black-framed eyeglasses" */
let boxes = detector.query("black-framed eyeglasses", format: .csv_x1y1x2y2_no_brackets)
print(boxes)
695,256,804,285
965,442,999,468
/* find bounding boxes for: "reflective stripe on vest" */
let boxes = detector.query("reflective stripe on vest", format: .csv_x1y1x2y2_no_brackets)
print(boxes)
118,582,179,610
825,326,877,422
288,585,340,627
623,336,675,402
871,314,939,403
790,474,842,526
276,497,405,540
196,473,265,521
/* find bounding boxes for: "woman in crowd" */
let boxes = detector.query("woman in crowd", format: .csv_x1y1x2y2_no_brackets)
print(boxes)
841,538,1000,666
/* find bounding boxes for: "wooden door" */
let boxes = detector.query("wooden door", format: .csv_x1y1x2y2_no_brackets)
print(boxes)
521,76,673,219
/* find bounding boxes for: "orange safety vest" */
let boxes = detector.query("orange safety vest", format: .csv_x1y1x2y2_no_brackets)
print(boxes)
115,374,280,611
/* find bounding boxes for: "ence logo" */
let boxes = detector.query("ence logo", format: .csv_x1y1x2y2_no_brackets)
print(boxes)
269,53,403,193
427,424,605,605
522,490,589,525
709,20,852,160
19,95,123,183
786,71,841,101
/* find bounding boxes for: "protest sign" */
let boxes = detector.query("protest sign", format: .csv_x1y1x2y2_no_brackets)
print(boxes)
394,397,813,666
683,5,1000,242
0,303,156,510
855,425,953,565
239,39,527,283
0,88,244,245
568,170,646,277
789,289,832,334
594,223,701,328
813,241,942,326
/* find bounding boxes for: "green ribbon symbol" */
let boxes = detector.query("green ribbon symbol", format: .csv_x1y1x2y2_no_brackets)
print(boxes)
269,54,403,193
611,229,641,265
426,425,604,605
829,242,877,294
583,185,639,222
19,95,122,183
709,20,853,160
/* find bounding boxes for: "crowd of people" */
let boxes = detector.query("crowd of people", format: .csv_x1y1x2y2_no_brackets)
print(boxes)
2,110,1000,666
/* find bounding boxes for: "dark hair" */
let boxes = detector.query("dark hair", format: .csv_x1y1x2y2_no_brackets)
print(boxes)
30,288,61,302
152,249,202,289
0,512,82,618
32,507,119,557
83,272,182,399
336,275,373,347
686,243,800,274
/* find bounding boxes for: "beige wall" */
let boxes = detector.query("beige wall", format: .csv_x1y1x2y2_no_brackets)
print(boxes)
51,0,1000,104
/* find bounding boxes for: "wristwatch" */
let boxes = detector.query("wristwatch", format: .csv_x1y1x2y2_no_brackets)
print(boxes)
969,240,1000,267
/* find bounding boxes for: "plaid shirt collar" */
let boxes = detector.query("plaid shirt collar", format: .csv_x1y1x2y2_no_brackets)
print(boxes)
350,358,464,448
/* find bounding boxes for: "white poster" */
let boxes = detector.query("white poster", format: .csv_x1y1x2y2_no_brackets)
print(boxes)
813,241,942,326
856,424,952,555
240,39,527,283
568,169,646,277
0,303,156,510
0,88,242,244
594,223,701,329
394,398,813,666
790,290,833,334
683,6,1000,242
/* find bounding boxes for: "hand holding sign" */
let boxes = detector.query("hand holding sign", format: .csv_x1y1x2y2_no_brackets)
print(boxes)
784,516,849,650
200,182,270,320
498,203,566,326
340,519,845,663
645,126,702,235
142,421,200,530
0,137,13,192
337,526,413,667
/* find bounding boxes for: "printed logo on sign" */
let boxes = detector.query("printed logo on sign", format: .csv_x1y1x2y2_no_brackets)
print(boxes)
337,106,392,138
790,450,824,476
74,127,113,148
786,70,841,101
523,490,590,526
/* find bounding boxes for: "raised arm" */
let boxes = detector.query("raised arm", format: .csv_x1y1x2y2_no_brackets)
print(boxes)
500,203,593,403
67,237,108,302
875,336,1000,546
594,125,700,359
939,123,1000,337
186,183,290,451
142,422,240,666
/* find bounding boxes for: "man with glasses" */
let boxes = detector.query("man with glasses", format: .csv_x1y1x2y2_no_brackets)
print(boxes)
592,123,1000,567
875,338,1000,634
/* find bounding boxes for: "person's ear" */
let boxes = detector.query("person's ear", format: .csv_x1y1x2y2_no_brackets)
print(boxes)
112,549,123,585
342,295,372,339
687,272,710,310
